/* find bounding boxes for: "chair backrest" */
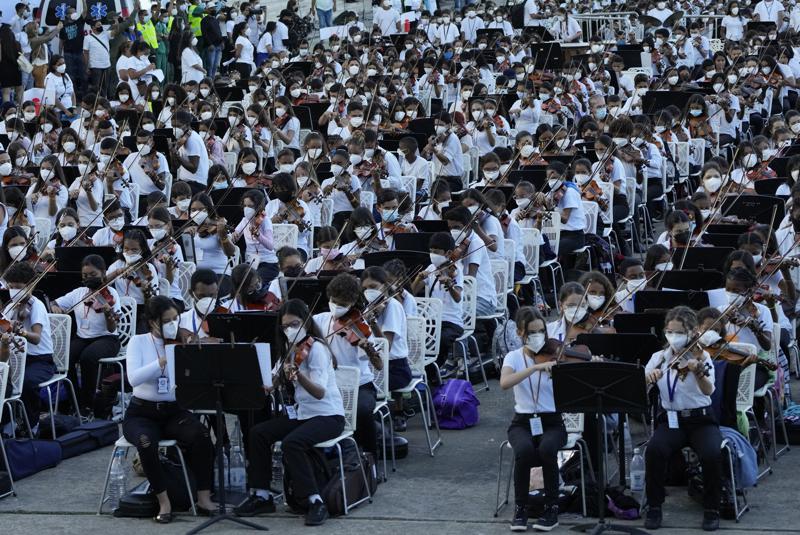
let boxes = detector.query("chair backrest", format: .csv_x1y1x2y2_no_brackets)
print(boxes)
223,151,237,175
415,297,443,358
368,337,390,401
562,412,584,434
503,238,515,292
360,190,376,210
520,227,542,276
581,200,599,235
272,223,299,250
539,212,561,255
462,276,478,331
6,336,26,398
47,313,72,374
35,217,52,253
0,362,8,409
129,183,140,220
736,363,756,412
118,296,138,353
771,322,780,364
320,198,334,226
177,261,197,307
334,365,361,434
489,259,509,314
598,181,614,225
625,177,637,215
405,316,426,376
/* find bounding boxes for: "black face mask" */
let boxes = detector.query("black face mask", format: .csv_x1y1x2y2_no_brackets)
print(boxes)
284,265,303,278
673,230,691,244
83,276,102,290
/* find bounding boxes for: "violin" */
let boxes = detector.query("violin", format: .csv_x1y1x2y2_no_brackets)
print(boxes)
332,308,382,367
540,98,562,115
581,179,609,211
707,340,777,370
293,336,315,367
278,200,312,232
197,218,231,238
533,338,594,364
0,318,24,350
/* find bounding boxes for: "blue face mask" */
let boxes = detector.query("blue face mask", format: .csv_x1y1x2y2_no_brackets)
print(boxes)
443,51,454,60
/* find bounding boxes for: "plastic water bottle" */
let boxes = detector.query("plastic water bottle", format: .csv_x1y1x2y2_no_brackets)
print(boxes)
215,449,229,489
630,448,645,492
623,419,633,486
107,449,128,510
230,422,247,493
272,441,283,487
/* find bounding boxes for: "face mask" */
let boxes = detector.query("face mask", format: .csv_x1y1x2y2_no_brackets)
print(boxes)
743,154,758,168
243,206,258,220
354,226,373,241
108,217,125,231
241,162,257,175
626,278,646,293
142,123,155,132
595,107,607,120
483,170,500,181
42,123,53,134
586,294,605,311
435,125,448,135
8,245,25,260
59,225,77,241
176,199,191,212
348,65,360,76
547,179,561,190
762,66,771,75
525,333,546,353
166,96,176,106
283,324,307,344
665,333,688,351
471,110,484,121
655,261,674,271
0,162,11,176
162,319,179,340
349,154,364,166
689,108,703,117
668,75,679,85
556,138,570,150
574,173,591,185
725,290,745,307
429,253,448,267
12,155,23,168
123,252,142,264
731,6,739,14
329,301,349,318
382,209,399,223
704,176,722,192
307,148,323,159
563,305,588,324
450,229,465,244
591,44,604,54
149,227,167,241
635,87,647,97
191,210,208,225
520,144,535,158
698,330,721,347
612,137,628,147
364,288,382,305
192,296,216,316
200,88,210,98
330,164,344,176
174,126,185,138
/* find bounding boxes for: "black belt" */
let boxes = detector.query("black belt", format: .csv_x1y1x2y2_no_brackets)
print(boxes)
130,397,177,411
666,406,712,418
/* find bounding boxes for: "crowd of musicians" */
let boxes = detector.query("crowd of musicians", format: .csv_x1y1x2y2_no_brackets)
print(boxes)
0,0,799,531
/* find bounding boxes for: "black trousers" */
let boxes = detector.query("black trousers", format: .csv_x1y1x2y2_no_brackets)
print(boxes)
68,335,121,409
356,383,378,454
645,412,722,510
437,320,464,365
508,413,567,506
88,67,111,97
23,355,55,426
122,398,214,494
246,414,344,497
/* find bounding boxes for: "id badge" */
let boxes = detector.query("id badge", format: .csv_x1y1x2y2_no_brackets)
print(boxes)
245,251,261,270
667,410,679,429
157,376,169,394
286,405,298,420
530,415,543,436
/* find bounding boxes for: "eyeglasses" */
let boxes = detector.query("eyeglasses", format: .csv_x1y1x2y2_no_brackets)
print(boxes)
281,320,303,330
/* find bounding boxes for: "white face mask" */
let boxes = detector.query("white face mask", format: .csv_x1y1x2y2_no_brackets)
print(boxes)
275,108,287,117
515,198,531,210
62,141,76,153
330,164,344,176
284,325,307,344
149,228,167,241
520,144,535,158
123,252,142,264
354,226,373,240
191,210,208,225
77,163,89,176
626,277,646,293
655,261,673,271
698,330,721,347
329,301,350,318
752,254,763,264
704,176,722,192
137,143,152,156
612,137,628,147
8,245,25,260
364,288,382,304
430,253,448,267
665,333,688,351
194,296,215,316
586,294,605,310
525,333,546,353
241,162,257,175
176,199,191,212
14,156,25,167
243,206,258,220
349,116,364,127
307,148,323,159
743,154,758,169
162,319,179,340
108,217,124,231
59,225,77,241
668,75,679,85
0,162,11,176
574,173,591,185
142,123,155,132
726,290,745,306
450,229,465,244
471,110,484,121
563,305,588,324
483,170,500,181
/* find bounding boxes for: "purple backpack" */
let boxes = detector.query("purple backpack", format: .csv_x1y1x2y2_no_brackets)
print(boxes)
433,379,480,429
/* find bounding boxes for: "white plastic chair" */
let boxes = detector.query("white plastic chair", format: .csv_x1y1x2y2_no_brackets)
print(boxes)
453,276,489,391
314,366,373,514
367,337,393,480
582,200,599,235
0,337,30,437
495,413,593,517
393,317,442,456
759,322,790,460
41,314,80,438
538,213,565,313
223,151,237,175
320,198,334,226
34,217,52,253
177,261,197,309
95,296,137,419
359,190,376,210
415,297,443,372
98,436,197,516
0,362,15,498
733,344,772,481
272,223,300,250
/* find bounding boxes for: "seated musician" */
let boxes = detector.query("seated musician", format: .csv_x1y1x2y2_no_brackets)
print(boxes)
266,172,313,261
123,296,216,523
233,299,344,526
643,306,721,532
410,232,464,379
208,163,247,189
106,230,159,332
644,244,673,272
26,153,68,226
341,207,381,258
4,262,55,435
382,258,418,316
125,129,169,196
398,136,430,200
304,226,359,275
52,254,122,416
42,207,92,260
264,247,305,307
460,188,503,261
313,273,380,457
90,199,126,249
177,268,223,343
500,306,567,532
67,150,105,227
417,180,452,221
614,257,647,313
233,148,266,187
0,226,38,274
232,188,278,289
146,207,185,312
220,264,269,312
577,271,617,330
718,267,772,353
190,192,237,293
376,188,417,250
168,181,193,221
320,149,361,230
474,152,504,187
485,189,525,283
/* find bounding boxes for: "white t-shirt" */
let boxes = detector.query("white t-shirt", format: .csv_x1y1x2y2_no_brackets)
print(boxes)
83,31,111,69
67,176,104,227
502,348,556,413
373,7,400,35
314,312,375,386
376,298,408,360
425,262,463,327
462,234,496,304
107,259,159,305
178,308,210,339
294,340,345,420
235,35,255,71
4,296,53,356
181,47,205,84
54,287,121,338
558,186,586,232
177,131,209,185
754,0,784,23
644,348,715,411
265,199,312,255
194,234,230,274
321,175,360,214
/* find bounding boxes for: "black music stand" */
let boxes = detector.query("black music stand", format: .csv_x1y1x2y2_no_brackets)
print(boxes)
363,250,431,273
55,246,116,271
720,194,784,225
393,233,435,253
611,313,666,339
674,247,734,272
633,290,710,313
654,269,724,291
413,220,449,233
173,344,269,534
552,362,648,535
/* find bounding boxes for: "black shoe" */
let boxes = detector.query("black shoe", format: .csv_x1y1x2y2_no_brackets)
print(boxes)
645,507,662,530
702,510,720,531
153,512,173,524
233,494,276,517
533,504,558,531
393,415,407,432
304,500,329,526
510,504,528,531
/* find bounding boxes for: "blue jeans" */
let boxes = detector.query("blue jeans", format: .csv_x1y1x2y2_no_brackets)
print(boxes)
317,8,332,29
476,296,496,317
205,44,222,79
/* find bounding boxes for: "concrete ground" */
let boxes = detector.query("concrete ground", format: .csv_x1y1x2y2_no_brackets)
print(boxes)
2,378,800,534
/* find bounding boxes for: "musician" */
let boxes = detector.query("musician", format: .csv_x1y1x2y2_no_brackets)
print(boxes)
171,110,210,195
220,263,270,312
644,244,673,272
578,270,617,326
0,226,38,275
426,112,464,193
54,128,83,167
42,208,92,258
500,306,566,532
485,189,524,283
90,200,126,249
719,267,772,351
98,137,135,215
168,181,193,221
643,306,721,532
52,254,121,414
614,257,647,313
222,104,253,152
67,150,104,227
106,230,159,331
382,258,419,317
190,193,237,289
461,188,503,260
125,129,169,195
177,268,222,343
376,189,417,250
268,95,301,153
263,247,304,306
417,181,452,221
266,172,313,260
147,207,185,311
320,149,361,230
340,207,381,258
398,136,430,199
234,299,344,526
313,273,379,456
123,296,216,522
546,282,591,344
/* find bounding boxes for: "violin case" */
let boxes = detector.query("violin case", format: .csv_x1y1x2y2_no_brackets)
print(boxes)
55,420,119,459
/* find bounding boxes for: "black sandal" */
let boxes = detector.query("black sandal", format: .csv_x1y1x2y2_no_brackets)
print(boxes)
154,512,174,524
196,505,217,517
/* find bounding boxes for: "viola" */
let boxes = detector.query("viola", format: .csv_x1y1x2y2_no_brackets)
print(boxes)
533,338,594,364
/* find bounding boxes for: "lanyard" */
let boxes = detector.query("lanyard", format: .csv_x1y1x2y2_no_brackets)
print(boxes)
150,334,166,375
523,350,543,412
666,366,680,402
